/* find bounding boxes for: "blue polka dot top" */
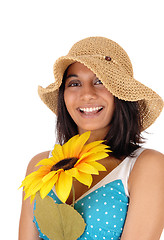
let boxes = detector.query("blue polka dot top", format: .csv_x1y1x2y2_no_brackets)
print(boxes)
33,148,145,240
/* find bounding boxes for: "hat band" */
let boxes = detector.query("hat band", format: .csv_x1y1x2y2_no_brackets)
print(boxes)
67,53,119,65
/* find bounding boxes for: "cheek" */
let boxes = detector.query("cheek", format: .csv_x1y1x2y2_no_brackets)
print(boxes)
109,95,115,110
103,90,115,107
64,90,75,112
64,91,69,109
103,91,115,119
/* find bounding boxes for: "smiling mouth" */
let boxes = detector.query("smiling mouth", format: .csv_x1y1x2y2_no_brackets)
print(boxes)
78,106,103,114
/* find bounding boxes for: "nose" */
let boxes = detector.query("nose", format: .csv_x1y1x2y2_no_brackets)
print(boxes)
80,84,97,101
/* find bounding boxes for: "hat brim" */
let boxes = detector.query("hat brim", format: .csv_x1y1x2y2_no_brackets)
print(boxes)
38,55,164,130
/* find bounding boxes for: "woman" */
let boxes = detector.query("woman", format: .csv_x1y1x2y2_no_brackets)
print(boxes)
19,37,164,240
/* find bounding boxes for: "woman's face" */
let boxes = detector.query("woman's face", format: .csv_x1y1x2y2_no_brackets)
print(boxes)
64,62,115,135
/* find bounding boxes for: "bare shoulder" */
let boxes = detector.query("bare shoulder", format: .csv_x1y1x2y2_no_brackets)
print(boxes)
26,151,50,175
122,149,164,239
135,148,164,168
129,149,164,192
131,148,164,173
140,148,164,160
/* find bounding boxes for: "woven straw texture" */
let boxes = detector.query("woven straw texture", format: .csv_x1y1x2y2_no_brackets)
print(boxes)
38,37,163,130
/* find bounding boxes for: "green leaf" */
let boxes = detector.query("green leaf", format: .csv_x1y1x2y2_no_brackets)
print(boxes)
34,193,86,240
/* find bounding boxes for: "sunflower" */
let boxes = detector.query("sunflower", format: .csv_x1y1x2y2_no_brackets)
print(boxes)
20,131,111,203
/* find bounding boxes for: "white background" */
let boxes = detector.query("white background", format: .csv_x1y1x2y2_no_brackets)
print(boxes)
0,0,164,239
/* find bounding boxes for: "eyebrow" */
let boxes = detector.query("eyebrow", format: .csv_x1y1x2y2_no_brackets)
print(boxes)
66,74,78,80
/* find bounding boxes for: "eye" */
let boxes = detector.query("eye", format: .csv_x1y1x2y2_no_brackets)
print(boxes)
94,78,103,85
67,80,81,87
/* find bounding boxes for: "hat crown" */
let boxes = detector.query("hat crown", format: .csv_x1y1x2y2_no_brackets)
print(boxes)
67,37,133,77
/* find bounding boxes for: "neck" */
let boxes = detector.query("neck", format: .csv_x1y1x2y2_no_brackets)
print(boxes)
78,128,110,143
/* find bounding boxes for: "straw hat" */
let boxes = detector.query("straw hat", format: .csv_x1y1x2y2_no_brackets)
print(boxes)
38,36,163,130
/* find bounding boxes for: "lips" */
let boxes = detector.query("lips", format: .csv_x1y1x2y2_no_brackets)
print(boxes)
78,106,104,115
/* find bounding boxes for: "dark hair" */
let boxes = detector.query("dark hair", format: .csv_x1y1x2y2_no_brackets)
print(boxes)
56,67,144,160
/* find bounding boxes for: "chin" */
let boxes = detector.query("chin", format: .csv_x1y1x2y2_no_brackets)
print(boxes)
78,124,110,134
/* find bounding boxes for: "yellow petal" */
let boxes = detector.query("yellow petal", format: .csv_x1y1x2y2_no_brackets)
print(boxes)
62,141,69,158
82,152,109,163
79,140,104,157
51,152,61,163
52,144,64,161
37,165,52,174
76,163,99,175
24,178,43,200
55,172,73,203
20,171,43,189
20,171,38,185
89,161,107,171
62,134,79,158
72,131,91,157
90,145,111,153
42,171,56,183
88,145,111,153
40,174,58,199
35,158,55,167
75,152,94,164
75,171,93,187
22,175,41,191
65,167,78,177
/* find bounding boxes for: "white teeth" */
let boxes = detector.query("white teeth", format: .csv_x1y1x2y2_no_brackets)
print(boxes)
79,107,103,113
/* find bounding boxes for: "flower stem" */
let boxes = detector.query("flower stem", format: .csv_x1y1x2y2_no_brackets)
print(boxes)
71,184,75,208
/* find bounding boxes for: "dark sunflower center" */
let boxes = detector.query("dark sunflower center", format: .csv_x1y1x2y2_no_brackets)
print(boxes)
51,157,79,171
